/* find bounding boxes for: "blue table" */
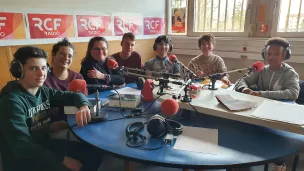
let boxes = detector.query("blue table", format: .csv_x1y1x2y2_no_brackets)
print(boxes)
67,84,304,170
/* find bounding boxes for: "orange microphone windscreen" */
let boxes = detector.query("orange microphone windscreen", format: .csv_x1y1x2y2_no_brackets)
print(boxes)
107,58,118,69
67,79,87,95
161,99,179,116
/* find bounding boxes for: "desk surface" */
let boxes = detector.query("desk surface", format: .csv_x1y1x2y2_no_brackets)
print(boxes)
153,82,304,135
67,84,304,169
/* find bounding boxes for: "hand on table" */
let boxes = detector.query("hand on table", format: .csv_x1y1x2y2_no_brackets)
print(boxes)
76,105,91,127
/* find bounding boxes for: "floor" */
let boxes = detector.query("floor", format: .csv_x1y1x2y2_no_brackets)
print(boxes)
98,153,304,171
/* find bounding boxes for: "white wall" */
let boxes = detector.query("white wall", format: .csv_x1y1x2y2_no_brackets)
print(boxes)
0,0,165,15
0,0,166,46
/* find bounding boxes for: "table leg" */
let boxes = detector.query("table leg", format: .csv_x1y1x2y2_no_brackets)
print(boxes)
292,154,300,171
124,160,134,171
264,164,268,171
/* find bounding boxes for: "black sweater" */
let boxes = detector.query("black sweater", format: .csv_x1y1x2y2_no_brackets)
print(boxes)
80,57,125,94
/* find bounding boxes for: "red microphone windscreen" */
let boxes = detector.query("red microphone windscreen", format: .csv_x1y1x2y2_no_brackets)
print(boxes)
68,79,87,95
252,61,264,72
161,99,179,116
107,58,118,69
169,54,177,63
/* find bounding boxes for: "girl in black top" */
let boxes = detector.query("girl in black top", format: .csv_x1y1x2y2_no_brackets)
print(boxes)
80,37,125,94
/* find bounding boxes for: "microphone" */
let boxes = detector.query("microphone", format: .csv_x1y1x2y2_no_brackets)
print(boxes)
160,99,179,117
196,61,265,81
86,84,112,91
67,79,88,95
251,61,264,72
169,54,197,77
107,58,119,69
90,90,108,123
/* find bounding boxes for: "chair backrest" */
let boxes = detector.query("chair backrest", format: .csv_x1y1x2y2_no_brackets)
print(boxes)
296,80,304,105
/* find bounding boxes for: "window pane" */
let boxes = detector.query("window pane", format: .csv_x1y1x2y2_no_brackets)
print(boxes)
194,0,247,32
278,0,304,32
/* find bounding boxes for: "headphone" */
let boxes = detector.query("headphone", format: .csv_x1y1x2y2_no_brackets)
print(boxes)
135,77,145,90
153,36,173,52
261,43,291,60
125,115,183,148
10,59,51,79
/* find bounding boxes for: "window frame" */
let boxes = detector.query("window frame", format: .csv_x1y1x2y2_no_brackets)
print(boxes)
271,0,304,38
168,0,253,37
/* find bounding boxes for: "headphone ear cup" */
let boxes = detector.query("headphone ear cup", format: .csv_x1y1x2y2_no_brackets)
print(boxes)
170,44,173,52
153,43,156,51
261,47,267,60
285,47,291,60
10,59,23,79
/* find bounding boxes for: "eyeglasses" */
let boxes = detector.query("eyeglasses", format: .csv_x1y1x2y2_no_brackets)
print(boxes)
92,48,108,51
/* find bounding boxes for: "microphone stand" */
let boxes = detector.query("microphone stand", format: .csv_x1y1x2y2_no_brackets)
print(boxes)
172,78,192,102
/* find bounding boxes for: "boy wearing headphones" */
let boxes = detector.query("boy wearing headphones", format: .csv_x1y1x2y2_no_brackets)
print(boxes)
111,32,143,83
0,46,101,171
235,37,300,101
144,35,180,76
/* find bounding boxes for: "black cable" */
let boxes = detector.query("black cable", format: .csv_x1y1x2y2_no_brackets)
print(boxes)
188,101,199,116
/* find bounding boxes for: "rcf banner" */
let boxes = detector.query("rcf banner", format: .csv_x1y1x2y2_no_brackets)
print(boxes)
76,15,112,37
114,16,142,36
27,13,75,39
0,12,26,40
143,17,165,35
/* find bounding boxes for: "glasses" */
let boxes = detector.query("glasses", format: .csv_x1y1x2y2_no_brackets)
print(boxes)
92,48,108,51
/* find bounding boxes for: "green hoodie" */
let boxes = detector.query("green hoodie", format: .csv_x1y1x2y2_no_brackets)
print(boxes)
0,81,89,171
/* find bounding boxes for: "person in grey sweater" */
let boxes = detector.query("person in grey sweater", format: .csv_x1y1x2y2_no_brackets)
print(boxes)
235,37,300,101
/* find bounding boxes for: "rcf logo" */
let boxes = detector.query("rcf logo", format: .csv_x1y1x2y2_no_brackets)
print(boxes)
79,18,103,35
143,18,164,35
114,16,142,36
32,18,61,36
0,17,6,37
145,20,160,30
116,19,136,32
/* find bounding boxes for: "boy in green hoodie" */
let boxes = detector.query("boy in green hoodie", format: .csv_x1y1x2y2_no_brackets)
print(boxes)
235,37,300,101
0,46,101,171
235,37,300,171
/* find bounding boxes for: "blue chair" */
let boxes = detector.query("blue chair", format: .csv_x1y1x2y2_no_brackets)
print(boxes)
296,80,304,105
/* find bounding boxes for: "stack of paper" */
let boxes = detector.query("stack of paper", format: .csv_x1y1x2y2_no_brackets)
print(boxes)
174,126,219,154
250,100,304,125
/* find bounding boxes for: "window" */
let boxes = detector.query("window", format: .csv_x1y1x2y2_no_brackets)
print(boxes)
277,0,304,32
176,0,252,37
194,0,248,32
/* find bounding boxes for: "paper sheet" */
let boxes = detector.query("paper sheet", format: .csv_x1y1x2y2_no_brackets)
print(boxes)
111,87,141,96
174,126,219,154
250,100,304,125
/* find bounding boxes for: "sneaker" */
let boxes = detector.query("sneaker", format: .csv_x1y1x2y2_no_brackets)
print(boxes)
272,163,286,171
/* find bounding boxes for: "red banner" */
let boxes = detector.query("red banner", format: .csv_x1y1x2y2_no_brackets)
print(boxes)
143,17,165,35
0,12,26,40
114,16,142,36
27,13,75,39
76,15,112,37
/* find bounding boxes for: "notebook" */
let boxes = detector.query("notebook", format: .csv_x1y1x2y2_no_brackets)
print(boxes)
215,94,257,112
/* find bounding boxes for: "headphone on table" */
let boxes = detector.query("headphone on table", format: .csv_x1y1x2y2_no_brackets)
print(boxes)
261,42,291,60
153,35,173,52
10,59,51,79
125,115,183,149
